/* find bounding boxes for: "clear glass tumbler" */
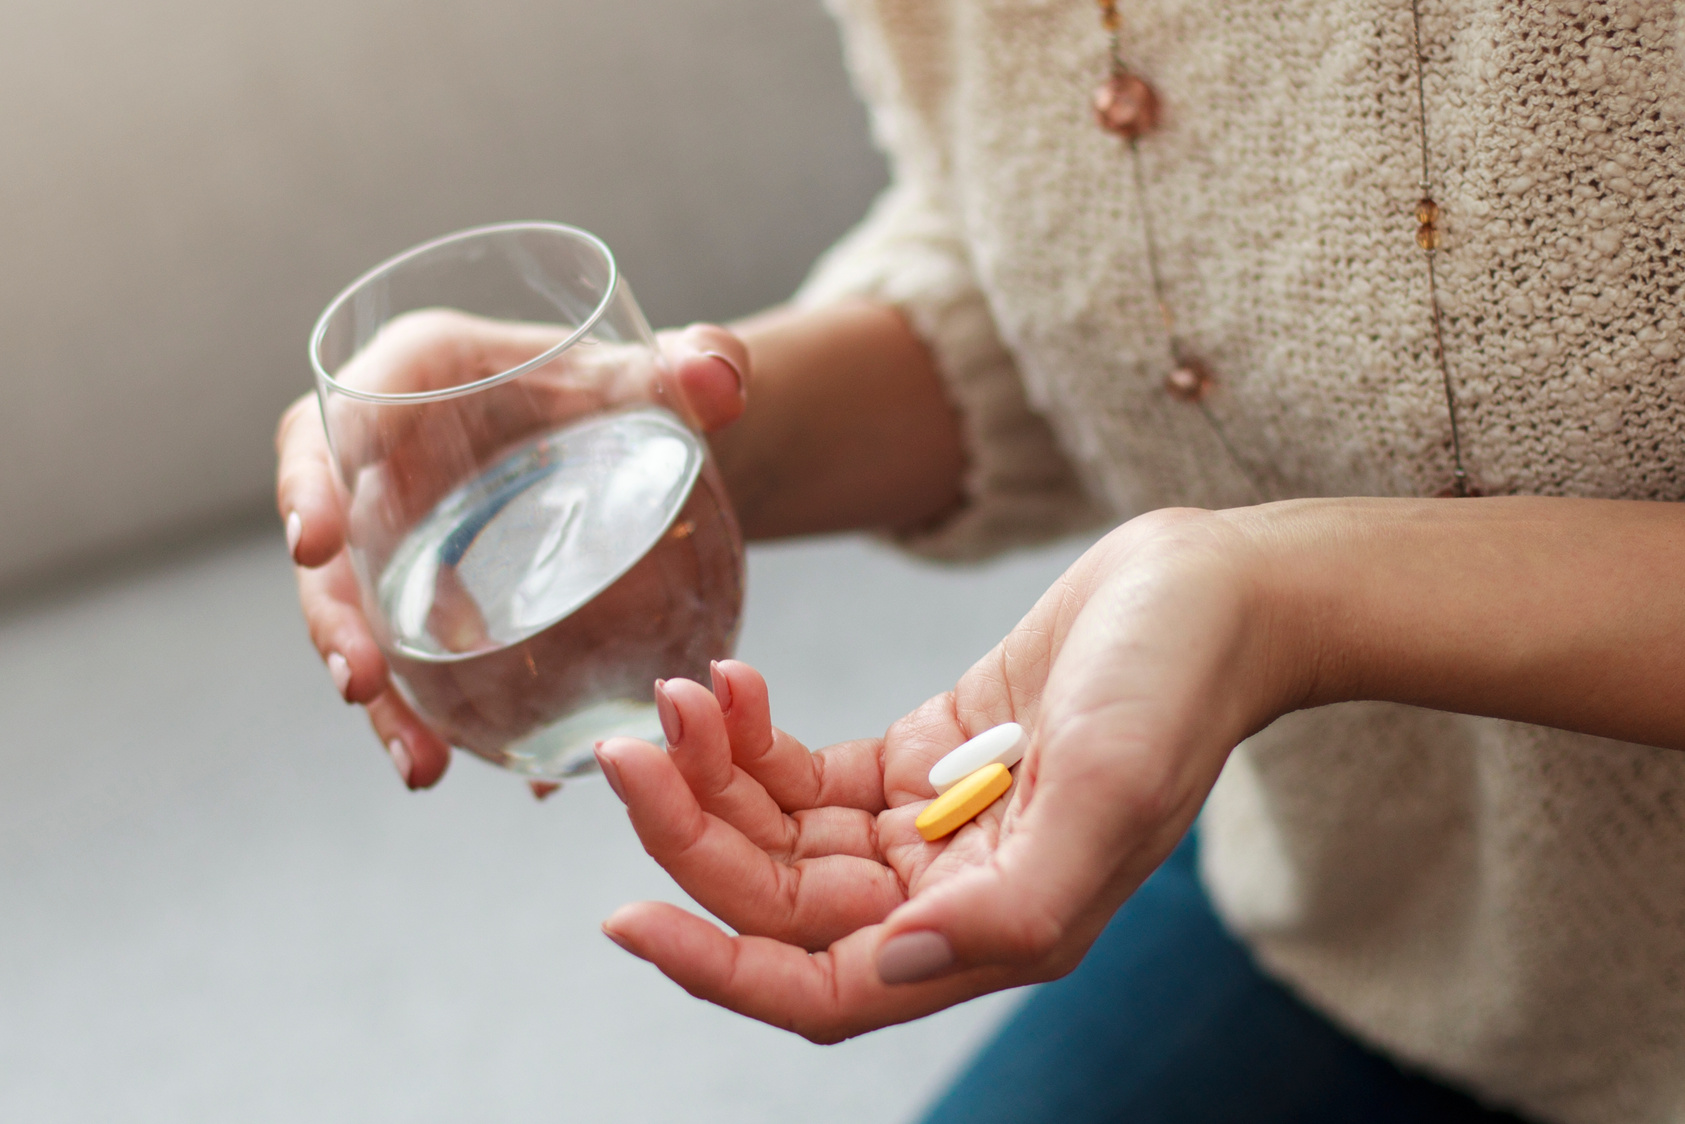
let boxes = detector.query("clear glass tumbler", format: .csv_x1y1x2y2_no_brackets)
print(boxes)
309,222,744,781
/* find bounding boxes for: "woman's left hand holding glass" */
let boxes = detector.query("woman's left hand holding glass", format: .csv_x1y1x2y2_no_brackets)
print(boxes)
275,317,752,789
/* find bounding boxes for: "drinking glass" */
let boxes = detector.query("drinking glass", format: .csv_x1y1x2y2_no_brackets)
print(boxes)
309,222,744,781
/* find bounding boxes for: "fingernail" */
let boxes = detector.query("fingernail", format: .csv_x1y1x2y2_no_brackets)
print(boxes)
286,511,303,559
654,679,682,747
603,926,636,955
701,350,747,399
877,931,956,986
327,652,352,699
710,661,733,713
594,743,627,804
386,738,413,788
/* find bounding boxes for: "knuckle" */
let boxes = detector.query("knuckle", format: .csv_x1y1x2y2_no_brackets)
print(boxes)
274,398,306,455
386,306,474,341
303,608,338,657
279,392,323,437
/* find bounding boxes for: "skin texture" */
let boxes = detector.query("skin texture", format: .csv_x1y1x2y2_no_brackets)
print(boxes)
277,297,1685,1041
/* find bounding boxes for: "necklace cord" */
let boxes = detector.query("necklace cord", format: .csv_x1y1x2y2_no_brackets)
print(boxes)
1095,0,1475,498
1102,1,1270,500
1408,0,1472,496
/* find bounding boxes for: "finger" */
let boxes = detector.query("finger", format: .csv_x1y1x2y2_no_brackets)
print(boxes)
600,736,903,948
658,324,749,432
658,677,795,853
785,806,886,862
602,902,1011,1044
875,714,1181,983
295,554,388,704
332,308,568,397
315,312,578,533
275,393,346,568
364,689,452,790
877,691,992,806
668,673,881,861
711,660,887,813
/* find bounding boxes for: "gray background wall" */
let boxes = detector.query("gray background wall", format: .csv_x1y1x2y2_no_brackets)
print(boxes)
0,0,886,587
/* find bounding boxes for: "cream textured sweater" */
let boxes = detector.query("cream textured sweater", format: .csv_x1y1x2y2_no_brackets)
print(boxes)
794,1,1685,1121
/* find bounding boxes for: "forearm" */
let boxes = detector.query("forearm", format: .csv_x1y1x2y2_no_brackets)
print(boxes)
710,298,965,541
1241,497,1685,750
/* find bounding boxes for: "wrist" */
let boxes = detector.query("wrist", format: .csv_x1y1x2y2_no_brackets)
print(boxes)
1093,505,1324,741
708,299,965,541
1215,499,1368,719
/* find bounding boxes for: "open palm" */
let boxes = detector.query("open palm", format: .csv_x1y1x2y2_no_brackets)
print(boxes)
599,513,1284,1042
598,655,1039,1041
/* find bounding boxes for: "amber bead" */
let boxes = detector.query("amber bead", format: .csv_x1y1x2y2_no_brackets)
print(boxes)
1093,72,1159,139
1415,197,1441,249
1164,361,1211,402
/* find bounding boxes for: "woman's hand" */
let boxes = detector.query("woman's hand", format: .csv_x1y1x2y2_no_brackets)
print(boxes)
596,508,1308,1042
599,493,1685,1040
275,314,751,788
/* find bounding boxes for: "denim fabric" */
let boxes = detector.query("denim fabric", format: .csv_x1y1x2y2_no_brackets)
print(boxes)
918,834,1532,1124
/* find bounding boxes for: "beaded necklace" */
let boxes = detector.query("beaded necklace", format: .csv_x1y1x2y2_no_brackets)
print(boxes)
1092,0,1479,498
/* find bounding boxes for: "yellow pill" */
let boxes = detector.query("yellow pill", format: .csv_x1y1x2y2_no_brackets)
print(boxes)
916,763,1013,842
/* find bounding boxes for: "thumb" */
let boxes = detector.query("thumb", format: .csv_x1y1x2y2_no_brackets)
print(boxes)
657,324,749,433
873,729,1191,986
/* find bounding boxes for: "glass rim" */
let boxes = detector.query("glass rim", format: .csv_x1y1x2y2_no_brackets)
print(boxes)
308,221,620,405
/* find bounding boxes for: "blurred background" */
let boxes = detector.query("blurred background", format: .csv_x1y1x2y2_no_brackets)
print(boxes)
0,1,1089,1119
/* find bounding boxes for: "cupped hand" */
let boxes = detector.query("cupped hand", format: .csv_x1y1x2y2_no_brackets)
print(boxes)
597,508,1308,1042
275,312,751,788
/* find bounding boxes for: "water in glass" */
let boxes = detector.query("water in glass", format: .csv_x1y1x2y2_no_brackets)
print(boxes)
374,406,742,778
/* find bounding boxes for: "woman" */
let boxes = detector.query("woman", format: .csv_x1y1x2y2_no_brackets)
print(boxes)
277,1,1685,1120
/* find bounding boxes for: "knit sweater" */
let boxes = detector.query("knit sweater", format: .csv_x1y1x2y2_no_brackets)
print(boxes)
794,2,1685,1121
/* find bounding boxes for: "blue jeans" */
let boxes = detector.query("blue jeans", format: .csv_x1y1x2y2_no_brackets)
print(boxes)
919,834,1532,1124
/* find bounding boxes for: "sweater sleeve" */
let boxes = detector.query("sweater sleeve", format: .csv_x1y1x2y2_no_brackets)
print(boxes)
794,1,1104,561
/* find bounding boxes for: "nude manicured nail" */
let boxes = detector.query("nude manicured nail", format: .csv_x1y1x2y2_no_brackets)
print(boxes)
877,931,955,986
594,743,627,804
603,926,636,955
286,511,303,559
327,652,352,699
386,738,413,787
701,350,747,399
710,661,733,713
654,680,682,747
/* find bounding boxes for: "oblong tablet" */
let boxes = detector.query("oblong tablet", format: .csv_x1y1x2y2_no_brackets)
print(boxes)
929,722,1028,794
916,763,1013,842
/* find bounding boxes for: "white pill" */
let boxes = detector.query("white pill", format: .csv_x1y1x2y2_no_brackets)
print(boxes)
928,722,1029,794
